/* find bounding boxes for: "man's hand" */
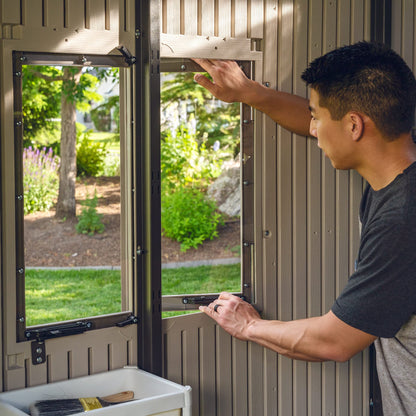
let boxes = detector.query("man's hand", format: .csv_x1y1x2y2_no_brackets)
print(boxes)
193,59,254,103
200,292,376,362
199,292,261,341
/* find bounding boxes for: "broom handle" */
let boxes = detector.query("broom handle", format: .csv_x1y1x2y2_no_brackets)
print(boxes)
100,391,134,403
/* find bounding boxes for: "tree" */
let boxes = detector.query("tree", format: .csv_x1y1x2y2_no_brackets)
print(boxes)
22,65,108,218
161,72,240,156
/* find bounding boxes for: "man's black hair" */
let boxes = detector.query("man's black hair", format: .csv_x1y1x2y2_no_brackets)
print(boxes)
301,41,416,139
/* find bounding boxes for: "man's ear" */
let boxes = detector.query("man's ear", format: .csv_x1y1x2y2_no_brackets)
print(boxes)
348,112,365,141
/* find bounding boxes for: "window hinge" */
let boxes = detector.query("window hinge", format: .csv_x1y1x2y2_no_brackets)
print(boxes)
25,320,93,342
117,45,137,66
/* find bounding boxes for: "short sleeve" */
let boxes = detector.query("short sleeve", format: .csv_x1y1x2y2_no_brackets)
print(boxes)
332,218,416,338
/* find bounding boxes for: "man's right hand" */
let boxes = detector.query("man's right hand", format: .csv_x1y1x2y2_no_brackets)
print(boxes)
193,59,254,103
193,58,311,136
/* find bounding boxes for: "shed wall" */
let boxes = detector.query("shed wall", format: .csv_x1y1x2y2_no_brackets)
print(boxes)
0,0,137,393
161,1,373,415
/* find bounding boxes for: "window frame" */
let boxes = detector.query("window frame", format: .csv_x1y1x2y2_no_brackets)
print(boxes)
13,51,135,343
159,58,255,312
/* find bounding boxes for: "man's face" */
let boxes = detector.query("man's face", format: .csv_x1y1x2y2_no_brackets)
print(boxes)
308,89,356,170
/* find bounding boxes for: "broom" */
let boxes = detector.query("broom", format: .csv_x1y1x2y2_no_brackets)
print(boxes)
29,390,134,415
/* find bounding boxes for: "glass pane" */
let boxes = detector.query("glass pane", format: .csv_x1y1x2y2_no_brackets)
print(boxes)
160,71,242,308
22,64,127,326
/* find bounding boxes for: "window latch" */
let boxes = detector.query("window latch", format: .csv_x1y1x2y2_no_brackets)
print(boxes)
182,294,246,305
115,314,139,327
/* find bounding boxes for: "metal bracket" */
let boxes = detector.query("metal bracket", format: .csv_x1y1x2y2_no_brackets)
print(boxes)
25,320,93,342
31,340,46,365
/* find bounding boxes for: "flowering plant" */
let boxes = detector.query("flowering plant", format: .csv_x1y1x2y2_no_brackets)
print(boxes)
23,146,60,214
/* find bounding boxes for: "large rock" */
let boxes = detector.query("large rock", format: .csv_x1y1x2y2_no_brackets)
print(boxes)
207,160,240,217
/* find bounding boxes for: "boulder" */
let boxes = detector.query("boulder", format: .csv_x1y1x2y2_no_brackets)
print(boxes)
207,160,240,217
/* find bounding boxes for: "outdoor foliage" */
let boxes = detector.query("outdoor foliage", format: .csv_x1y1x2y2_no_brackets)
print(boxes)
161,125,222,191
23,146,60,214
161,72,240,156
91,95,120,132
161,187,223,252
76,131,108,177
75,190,105,235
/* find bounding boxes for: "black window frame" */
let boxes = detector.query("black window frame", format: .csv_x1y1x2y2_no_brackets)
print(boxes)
158,58,255,313
13,51,135,343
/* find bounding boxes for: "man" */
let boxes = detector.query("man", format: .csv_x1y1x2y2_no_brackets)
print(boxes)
193,42,416,415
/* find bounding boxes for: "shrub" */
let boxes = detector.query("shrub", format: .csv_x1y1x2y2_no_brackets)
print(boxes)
75,190,105,235
161,187,223,252
161,125,222,191
76,131,108,177
23,146,60,214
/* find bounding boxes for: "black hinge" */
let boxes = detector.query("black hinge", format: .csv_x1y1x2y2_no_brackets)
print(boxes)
117,45,137,65
25,320,93,342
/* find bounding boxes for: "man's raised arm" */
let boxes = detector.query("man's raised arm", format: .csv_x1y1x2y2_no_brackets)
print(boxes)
193,59,311,137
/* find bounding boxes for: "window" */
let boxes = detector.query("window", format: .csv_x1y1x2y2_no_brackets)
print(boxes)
159,59,255,315
14,51,136,342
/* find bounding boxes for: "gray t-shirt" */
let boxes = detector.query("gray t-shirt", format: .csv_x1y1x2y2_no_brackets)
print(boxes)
332,161,416,415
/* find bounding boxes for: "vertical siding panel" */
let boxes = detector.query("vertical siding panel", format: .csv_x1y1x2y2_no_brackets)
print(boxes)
248,343,263,416
66,0,86,29
107,0,119,32
293,1,309,413
164,330,183,384
86,0,106,31
322,156,336,416
24,0,43,28
125,0,134,33
68,348,89,379
88,343,109,374
199,324,216,416
323,0,337,53
262,1,279,413
232,340,248,416
183,328,200,416
337,0,351,46
166,0,181,34
401,0,414,67
234,0,248,38
25,359,48,387
217,0,231,38
307,2,324,414
1,0,21,24
335,170,351,415
200,0,215,37
44,0,64,29
47,348,69,382
249,0,263,39
277,2,294,415
216,328,233,416
108,340,128,370
183,0,198,36
350,0,365,43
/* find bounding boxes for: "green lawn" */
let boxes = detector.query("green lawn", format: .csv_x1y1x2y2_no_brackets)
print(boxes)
26,263,240,326
89,131,120,152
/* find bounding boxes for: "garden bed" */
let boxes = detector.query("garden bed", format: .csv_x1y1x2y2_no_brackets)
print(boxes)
24,176,240,268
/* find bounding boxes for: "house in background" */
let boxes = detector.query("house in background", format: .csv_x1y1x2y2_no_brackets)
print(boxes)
0,1,411,415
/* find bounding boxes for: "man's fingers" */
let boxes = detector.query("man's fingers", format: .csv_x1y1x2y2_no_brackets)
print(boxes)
194,73,217,94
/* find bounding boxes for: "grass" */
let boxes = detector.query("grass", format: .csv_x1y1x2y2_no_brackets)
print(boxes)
26,263,241,326
89,131,120,152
